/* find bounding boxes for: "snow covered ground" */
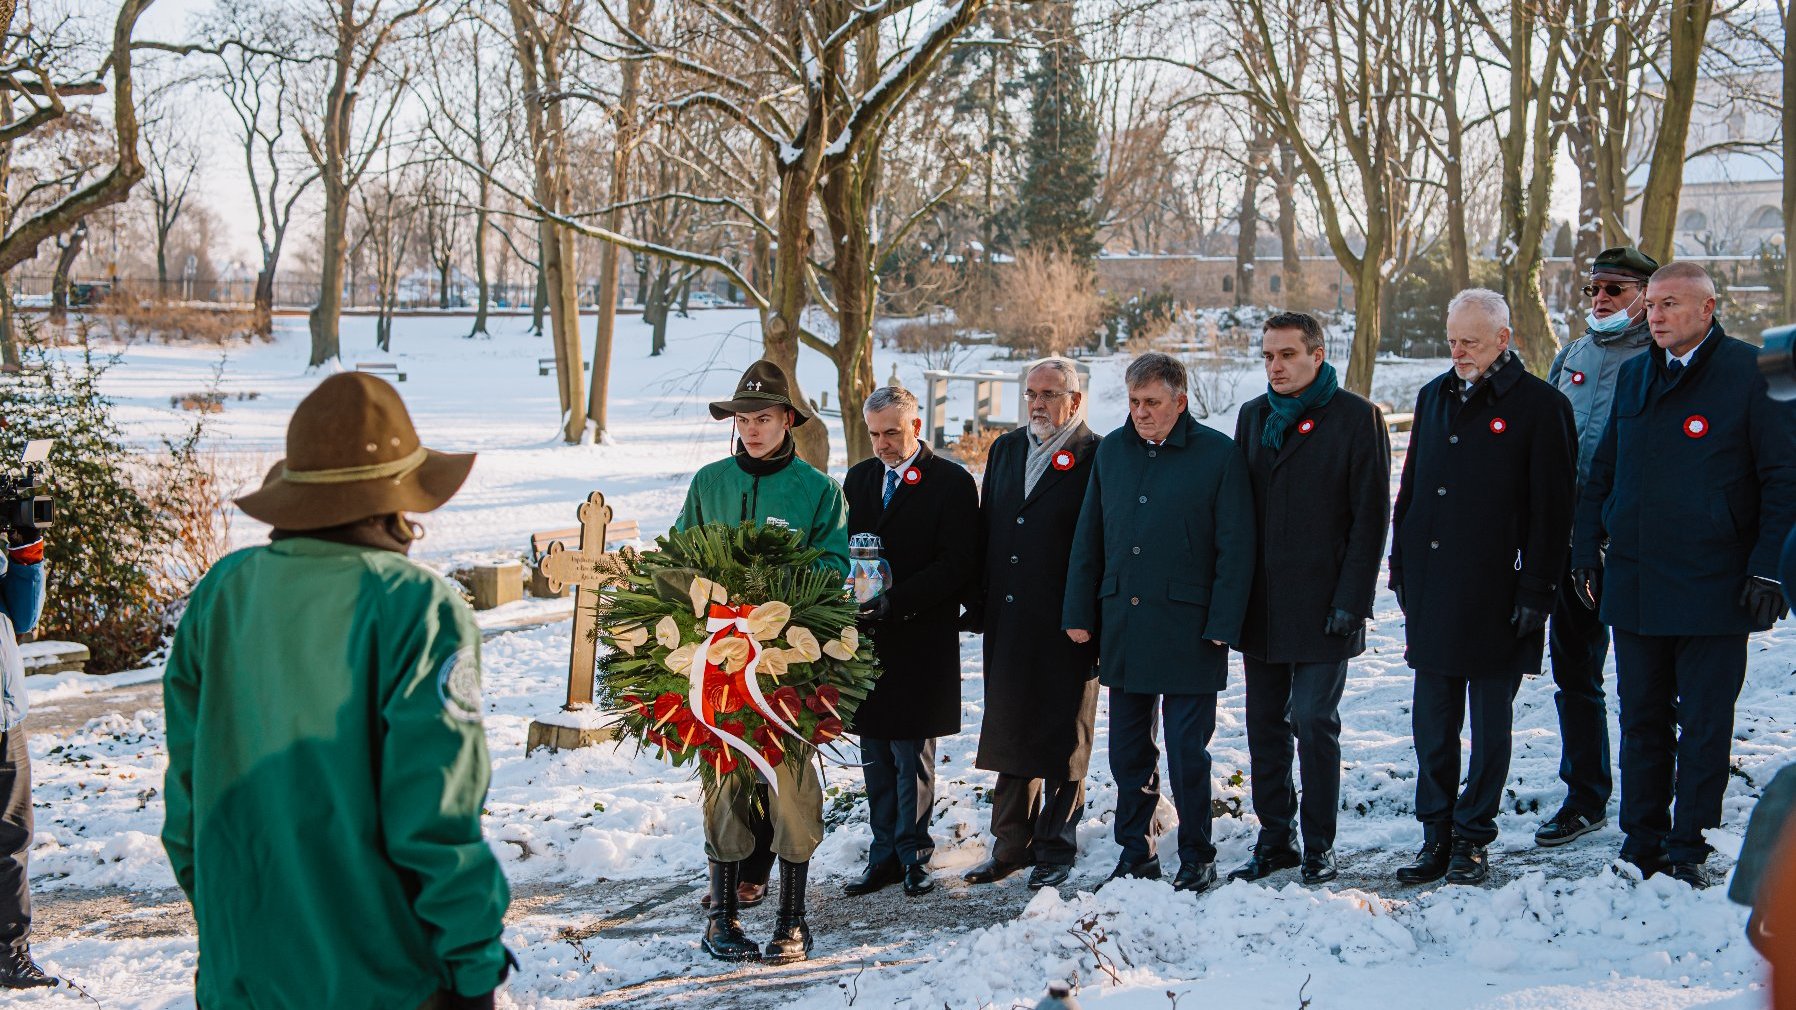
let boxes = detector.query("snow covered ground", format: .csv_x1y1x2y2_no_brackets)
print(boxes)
11,309,1776,1008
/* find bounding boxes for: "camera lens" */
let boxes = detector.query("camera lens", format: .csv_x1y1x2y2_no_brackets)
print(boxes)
1760,325,1796,402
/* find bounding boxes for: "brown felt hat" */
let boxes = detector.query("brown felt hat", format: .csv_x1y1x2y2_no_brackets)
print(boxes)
707,359,812,426
236,372,475,530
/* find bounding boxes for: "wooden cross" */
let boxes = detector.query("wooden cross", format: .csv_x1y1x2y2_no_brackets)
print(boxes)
536,490,628,709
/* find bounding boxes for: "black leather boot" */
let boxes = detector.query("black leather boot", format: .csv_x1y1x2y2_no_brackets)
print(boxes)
701,860,762,962
763,858,814,964
1395,837,1453,885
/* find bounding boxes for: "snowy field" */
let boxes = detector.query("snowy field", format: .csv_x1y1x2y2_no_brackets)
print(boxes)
12,309,1777,1008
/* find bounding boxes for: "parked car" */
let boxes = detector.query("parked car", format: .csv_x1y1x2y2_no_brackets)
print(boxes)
686,290,724,309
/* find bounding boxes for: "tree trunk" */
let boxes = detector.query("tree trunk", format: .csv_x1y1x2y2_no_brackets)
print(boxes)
1234,137,1261,308
1273,141,1303,303
532,258,547,335
764,159,828,468
645,263,669,356
1433,0,1470,293
470,179,490,337
438,260,451,309
49,222,86,325
1784,1,1794,315
253,267,275,339
1635,0,1713,263
585,0,650,439
156,232,170,299
1345,268,1381,395
0,289,18,370
309,181,347,366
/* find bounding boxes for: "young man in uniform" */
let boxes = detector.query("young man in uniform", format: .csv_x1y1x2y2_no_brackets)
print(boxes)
163,373,513,1009
675,359,849,962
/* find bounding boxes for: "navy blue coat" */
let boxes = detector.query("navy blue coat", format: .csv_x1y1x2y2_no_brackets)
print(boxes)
1391,354,1577,678
1572,325,1796,636
1063,413,1255,696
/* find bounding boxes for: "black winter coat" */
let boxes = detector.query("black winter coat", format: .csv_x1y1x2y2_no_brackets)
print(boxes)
844,442,980,740
1233,390,1391,664
1063,413,1256,695
1391,354,1577,678
1572,325,1796,636
974,423,1102,780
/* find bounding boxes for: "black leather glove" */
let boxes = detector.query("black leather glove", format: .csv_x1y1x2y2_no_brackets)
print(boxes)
858,593,891,624
1323,607,1361,637
1392,584,1406,615
1572,568,1599,611
1511,605,1548,638
1741,576,1789,629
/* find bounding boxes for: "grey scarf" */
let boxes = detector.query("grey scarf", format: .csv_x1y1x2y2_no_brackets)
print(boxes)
1024,419,1081,497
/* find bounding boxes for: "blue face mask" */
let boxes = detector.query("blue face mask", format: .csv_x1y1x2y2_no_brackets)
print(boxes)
1585,299,1639,334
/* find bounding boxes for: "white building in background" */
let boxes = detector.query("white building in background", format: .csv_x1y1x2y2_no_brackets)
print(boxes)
1626,27,1784,258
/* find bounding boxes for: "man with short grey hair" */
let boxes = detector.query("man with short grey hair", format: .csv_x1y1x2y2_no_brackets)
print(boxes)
1064,351,1255,893
967,358,1101,891
1391,289,1576,885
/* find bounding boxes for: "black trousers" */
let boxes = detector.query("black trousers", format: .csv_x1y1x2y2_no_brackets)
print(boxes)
862,737,936,867
0,727,31,954
1547,564,1613,816
989,773,1083,866
1243,657,1346,855
1412,670,1522,846
1109,688,1217,866
1611,630,1747,865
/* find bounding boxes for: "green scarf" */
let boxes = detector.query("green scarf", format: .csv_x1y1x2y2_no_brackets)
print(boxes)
1261,361,1339,450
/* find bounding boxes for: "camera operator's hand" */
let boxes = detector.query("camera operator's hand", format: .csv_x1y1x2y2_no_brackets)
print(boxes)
6,521,42,564
7,520,39,548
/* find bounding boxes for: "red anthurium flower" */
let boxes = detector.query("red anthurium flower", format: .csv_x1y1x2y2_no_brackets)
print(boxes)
770,686,803,723
811,716,844,744
759,745,785,767
620,694,650,719
652,692,684,728
706,749,739,775
810,684,842,719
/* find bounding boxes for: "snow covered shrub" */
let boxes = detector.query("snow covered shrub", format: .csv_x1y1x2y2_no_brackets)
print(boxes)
0,322,229,672
990,249,1104,357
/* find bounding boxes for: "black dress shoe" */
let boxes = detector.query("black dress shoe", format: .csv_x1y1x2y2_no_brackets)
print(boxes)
1172,861,1217,893
1107,855,1162,882
1027,863,1073,890
1396,839,1452,884
963,856,1029,885
1301,850,1338,884
902,863,935,896
843,858,904,897
1444,839,1489,885
0,947,57,989
1620,846,1669,879
1667,862,1711,889
1227,846,1301,882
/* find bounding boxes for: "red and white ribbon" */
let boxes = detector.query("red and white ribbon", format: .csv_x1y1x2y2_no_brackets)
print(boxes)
687,603,806,792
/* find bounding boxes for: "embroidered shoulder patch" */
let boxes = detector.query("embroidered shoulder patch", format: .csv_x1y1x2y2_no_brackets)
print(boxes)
437,646,484,722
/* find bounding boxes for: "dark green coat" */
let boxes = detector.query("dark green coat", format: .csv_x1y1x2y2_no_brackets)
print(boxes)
1063,413,1256,695
675,453,850,577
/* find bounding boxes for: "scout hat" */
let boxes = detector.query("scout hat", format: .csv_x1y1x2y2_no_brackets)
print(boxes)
707,359,812,426
236,372,475,530
1590,246,1659,283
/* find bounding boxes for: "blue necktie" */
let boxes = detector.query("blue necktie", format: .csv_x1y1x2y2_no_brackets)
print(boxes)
882,468,898,507
1667,358,1685,376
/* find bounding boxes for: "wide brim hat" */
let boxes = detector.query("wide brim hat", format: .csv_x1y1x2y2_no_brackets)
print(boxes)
707,358,812,426
236,372,475,530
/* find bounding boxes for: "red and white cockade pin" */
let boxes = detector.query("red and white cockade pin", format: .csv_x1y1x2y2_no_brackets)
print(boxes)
1684,415,1710,439
1570,371,1586,386
1489,418,1508,434
902,466,923,485
1051,450,1076,471
1297,419,1316,435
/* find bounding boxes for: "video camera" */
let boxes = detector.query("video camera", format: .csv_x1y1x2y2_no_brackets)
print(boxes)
0,440,54,533
1760,324,1796,402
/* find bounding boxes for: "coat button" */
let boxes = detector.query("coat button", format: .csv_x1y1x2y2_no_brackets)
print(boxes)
1430,540,1440,549
1016,517,1025,524
1138,495,1148,504
1132,546,1141,555
1449,435,1459,444
1149,450,1158,458
1130,596,1140,606
1437,487,1446,496
1010,555,1019,564
1005,594,1014,603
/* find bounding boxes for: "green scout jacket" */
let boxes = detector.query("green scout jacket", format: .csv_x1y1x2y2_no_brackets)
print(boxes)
162,537,510,1009
675,455,851,577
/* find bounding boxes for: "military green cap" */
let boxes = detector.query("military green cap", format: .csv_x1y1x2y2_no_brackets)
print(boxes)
1590,246,1659,282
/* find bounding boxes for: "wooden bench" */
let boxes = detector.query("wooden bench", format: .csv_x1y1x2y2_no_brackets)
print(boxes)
537,357,591,376
356,361,407,382
527,519,642,597
1386,412,1415,433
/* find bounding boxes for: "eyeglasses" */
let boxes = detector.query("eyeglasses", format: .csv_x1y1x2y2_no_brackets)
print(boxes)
1583,283,1639,298
1023,390,1069,403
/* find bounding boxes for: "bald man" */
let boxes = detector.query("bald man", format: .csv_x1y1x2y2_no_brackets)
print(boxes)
1572,262,1796,889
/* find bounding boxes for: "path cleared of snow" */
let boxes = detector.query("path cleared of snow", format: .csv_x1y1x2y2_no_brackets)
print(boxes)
10,311,1777,1008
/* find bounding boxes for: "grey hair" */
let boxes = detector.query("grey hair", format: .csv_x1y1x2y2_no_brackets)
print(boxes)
1124,351,1187,395
863,385,919,416
1650,260,1717,296
1447,287,1511,330
1027,357,1083,394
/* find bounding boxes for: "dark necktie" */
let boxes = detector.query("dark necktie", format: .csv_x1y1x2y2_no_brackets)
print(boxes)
1667,359,1685,378
882,468,898,508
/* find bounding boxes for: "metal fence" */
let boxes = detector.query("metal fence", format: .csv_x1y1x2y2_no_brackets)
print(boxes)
6,275,673,311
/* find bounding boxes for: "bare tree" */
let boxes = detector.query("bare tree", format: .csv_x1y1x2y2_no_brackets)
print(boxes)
417,175,461,309
139,76,203,299
355,159,416,352
1635,0,1715,263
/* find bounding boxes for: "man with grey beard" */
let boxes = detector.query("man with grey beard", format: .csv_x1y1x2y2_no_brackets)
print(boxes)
966,359,1102,891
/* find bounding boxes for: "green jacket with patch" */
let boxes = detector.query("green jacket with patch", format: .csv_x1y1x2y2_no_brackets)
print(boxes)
161,538,509,1010
675,455,851,577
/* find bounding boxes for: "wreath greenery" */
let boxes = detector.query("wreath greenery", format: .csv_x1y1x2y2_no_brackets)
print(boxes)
595,521,879,789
